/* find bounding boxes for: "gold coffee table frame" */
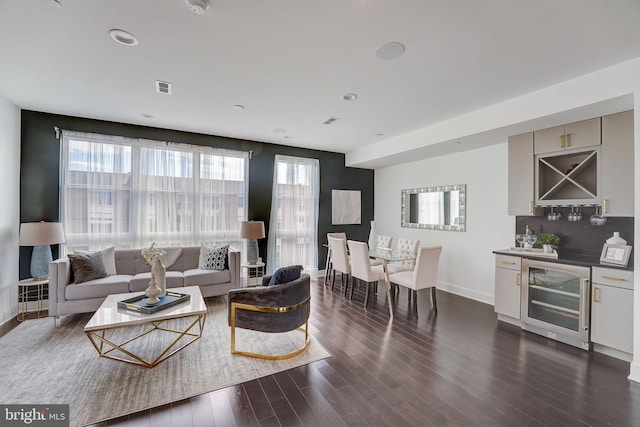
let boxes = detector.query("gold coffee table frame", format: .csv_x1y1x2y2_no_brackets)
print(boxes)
84,286,207,368
85,313,206,368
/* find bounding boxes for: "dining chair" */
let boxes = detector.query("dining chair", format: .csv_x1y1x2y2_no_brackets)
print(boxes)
324,232,346,286
387,238,420,274
388,246,442,314
371,235,393,267
347,240,386,308
328,236,351,296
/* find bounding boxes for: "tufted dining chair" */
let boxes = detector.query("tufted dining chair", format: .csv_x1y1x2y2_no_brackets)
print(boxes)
387,238,420,274
347,240,386,307
324,232,347,286
371,235,393,267
388,246,442,314
327,236,351,295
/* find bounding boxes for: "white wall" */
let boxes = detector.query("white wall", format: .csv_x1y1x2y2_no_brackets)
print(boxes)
375,143,514,304
0,96,20,326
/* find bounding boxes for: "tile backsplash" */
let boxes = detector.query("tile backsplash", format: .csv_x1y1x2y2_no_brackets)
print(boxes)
516,206,633,261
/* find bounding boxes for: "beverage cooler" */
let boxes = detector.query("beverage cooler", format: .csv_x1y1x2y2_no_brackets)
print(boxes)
521,259,591,349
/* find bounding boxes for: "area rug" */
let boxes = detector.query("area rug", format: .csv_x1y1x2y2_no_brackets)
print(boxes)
0,296,330,427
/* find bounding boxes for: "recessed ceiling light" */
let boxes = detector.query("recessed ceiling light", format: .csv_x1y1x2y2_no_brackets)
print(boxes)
109,29,139,46
51,0,62,7
140,113,155,119
342,93,358,101
374,42,405,61
273,128,287,134
376,133,384,136
186,0,209,14
232,104,245,111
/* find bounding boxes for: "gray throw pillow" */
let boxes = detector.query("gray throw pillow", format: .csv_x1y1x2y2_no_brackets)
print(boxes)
68,252,108,284
268,265,303,286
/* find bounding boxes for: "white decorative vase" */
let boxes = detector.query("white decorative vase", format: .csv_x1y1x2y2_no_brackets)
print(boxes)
606,232,627,245
145,277,162,305
543,244,554,253
368,220,377,249
152,258,167,297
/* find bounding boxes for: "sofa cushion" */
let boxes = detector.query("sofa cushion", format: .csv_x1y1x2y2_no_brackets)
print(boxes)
128,271,185,292
65,275,131,300
183,268,231,287
268,265,303,286
68,252,108,284
198,245,229,271
74,247,117,276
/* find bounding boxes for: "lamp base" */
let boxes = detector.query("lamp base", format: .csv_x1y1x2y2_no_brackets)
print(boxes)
247,239,259,264
31,245,52,280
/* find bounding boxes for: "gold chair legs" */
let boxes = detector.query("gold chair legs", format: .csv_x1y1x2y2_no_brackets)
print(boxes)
230,300,311,360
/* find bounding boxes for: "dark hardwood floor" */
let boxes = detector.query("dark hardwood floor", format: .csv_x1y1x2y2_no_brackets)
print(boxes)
90,277,640,426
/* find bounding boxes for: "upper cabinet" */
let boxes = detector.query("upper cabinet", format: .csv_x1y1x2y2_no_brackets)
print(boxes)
507,111,634,214
508,133,542,216
601,110,634,216
534,118,601,155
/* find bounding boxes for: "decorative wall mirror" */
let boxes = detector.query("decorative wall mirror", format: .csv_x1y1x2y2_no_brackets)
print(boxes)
401,184,466,231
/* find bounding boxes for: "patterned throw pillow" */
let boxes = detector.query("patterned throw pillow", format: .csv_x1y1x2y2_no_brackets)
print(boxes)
68,252,108,284
199,245,229,271
268,265,303,286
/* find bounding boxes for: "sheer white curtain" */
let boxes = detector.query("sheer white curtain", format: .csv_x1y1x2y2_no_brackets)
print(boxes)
61,130,248,252
266,155,319,274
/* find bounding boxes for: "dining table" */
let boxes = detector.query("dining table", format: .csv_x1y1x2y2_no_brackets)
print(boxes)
368,246,416,319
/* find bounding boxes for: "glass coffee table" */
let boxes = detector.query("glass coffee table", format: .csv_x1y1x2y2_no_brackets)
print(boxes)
84,286,206,368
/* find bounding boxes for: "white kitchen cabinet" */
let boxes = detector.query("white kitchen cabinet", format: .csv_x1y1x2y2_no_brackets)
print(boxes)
495,255,522,323
534,117,601,155
591,267,633,359
508,132,542,216
601,110,634,216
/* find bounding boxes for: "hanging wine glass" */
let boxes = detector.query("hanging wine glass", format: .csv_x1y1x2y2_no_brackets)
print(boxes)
547,206,561,221
590,205,607,226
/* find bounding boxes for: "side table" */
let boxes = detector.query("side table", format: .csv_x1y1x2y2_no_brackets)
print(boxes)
18,278,49,321
241,262,265,287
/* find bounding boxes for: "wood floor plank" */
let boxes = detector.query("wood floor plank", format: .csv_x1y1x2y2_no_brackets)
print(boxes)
89,277,640,427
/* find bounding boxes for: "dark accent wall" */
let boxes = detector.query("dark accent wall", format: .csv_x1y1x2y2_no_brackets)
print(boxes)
516,206,634,263
19,110,374,279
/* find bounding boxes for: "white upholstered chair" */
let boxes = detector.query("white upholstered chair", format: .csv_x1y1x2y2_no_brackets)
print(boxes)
370,235,393,267
324,232,346,286
388,246,442,314
387,238,420,274
347,240,385,307
327,236,351,295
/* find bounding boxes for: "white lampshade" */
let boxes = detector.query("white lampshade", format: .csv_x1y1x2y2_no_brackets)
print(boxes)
240,221,265,239
19,222,66,246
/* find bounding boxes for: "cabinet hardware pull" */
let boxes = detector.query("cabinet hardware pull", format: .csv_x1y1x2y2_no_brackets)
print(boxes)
602,275,626,281
593,287,600,302
560,135,564,148
603,199,608,214
500,261,516,265
528,200,533,213
516,273,520,286
565,133,571,147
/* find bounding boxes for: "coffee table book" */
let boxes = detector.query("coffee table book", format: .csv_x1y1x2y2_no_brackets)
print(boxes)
118,291,190,314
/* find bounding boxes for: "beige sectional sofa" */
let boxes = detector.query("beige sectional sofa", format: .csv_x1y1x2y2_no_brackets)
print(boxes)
49,246,240,324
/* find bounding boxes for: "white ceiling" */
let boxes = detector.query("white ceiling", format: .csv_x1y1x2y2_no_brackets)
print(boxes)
1,0,639,166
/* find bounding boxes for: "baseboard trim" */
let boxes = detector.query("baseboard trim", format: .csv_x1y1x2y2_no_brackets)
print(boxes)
0,315,19,339
437,281,494,306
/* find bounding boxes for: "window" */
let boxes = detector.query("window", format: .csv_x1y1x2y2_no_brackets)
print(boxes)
60,131,248,251
266,155,319,274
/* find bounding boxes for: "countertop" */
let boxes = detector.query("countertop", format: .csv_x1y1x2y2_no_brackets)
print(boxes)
493,248,634,271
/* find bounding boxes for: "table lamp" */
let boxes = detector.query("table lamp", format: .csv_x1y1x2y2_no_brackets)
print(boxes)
240,221,265,264
19,221,66,281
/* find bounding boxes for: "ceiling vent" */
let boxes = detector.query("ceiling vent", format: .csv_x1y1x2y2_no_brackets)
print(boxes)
322,117,339,125
155,80,172,95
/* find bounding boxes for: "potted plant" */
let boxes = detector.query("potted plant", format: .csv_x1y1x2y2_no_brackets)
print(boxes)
538,232,560,253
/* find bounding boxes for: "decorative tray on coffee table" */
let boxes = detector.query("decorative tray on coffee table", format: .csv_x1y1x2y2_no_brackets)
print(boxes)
117,291,191,314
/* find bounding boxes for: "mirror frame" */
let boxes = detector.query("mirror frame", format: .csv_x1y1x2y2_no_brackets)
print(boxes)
401,184,466,232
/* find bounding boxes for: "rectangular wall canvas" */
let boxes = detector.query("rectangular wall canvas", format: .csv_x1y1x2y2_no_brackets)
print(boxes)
332,190,361,225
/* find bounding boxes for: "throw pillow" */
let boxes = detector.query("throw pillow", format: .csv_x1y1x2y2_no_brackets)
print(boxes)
68,252,108,284
268,265,303,286
199,245,229,271
74,247,116,276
